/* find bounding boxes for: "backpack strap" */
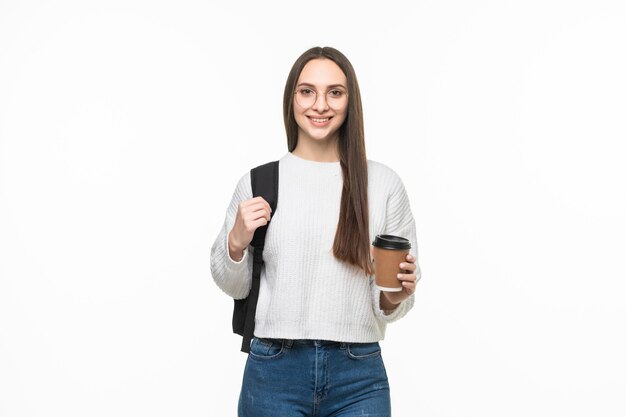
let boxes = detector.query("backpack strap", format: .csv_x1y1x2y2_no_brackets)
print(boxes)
239,160,279,352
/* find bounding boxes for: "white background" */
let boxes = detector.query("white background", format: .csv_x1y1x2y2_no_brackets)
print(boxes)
1,1,625,416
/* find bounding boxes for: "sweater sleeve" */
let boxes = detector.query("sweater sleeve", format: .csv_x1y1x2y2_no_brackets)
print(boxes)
210,172,254,299
371,171,421,323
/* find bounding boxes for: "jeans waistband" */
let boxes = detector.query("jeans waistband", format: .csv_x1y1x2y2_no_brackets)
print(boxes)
256,337,379,349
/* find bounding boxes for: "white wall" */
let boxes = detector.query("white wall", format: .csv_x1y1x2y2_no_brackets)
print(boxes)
1,1,624,416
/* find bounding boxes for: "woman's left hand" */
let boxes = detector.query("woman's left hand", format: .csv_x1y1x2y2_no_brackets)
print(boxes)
382,254,419,306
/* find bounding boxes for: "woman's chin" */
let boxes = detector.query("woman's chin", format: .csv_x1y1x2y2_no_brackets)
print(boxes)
306,130,339,142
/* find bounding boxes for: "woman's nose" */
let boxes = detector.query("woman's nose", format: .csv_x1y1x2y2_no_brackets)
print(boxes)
312,92,329,112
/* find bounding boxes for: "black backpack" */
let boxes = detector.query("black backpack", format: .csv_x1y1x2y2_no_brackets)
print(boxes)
232,160,279,353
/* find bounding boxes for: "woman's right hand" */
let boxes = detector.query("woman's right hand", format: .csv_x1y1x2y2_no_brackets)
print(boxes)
227,197,272,261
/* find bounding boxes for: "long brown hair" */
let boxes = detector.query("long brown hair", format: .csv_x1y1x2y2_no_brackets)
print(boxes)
283,46,373,276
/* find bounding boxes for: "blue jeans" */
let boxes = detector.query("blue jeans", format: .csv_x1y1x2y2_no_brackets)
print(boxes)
238,337,391,417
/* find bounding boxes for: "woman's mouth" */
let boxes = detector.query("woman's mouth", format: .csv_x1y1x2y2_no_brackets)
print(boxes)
307,116,333,127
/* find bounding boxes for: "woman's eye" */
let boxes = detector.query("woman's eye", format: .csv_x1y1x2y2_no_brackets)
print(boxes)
300,88,314,96
329,90,344,97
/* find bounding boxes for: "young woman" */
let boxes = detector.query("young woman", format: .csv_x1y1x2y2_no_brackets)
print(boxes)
210,46,421,417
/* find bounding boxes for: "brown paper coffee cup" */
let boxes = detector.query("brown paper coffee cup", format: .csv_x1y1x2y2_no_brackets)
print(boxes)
372,234,411,292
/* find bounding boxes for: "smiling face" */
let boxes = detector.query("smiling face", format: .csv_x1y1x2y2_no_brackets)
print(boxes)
293,58,349,148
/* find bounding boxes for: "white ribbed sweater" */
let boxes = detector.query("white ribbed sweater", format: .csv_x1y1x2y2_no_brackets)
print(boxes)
210,151,420,343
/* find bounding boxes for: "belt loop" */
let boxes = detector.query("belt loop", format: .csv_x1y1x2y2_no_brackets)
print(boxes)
283,339,293,348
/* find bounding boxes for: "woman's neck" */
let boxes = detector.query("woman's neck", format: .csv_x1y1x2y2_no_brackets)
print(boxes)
292,135,340,163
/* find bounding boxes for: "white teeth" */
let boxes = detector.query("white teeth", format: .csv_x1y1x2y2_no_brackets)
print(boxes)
311,118,329,122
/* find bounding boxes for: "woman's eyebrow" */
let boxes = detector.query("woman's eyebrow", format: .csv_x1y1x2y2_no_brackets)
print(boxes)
296,82,347,89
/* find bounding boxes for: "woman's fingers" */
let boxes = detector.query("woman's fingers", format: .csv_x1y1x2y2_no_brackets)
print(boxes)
249,206,271,222
245,198,271,230
397,273,417,282
399,254,416,272
399,262,417,273
401,280,417,294
397,269,418,295
231,197,272,249
242,197,272,214
241,200,272,223
251,217,269,229
242,201,271,214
